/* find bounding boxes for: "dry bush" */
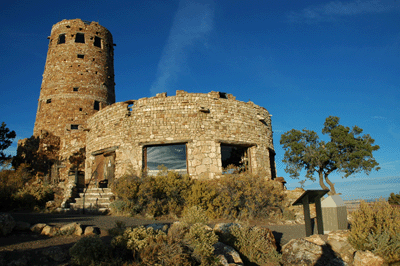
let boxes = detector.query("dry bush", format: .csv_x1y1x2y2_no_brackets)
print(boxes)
189,172,286,220
221,223,281,266
184,179,219,219
0,164,53,211
69,236,109,266
181,206,209,226
348,199,400,263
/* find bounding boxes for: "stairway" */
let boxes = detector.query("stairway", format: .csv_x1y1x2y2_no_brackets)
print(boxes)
70,187,114,213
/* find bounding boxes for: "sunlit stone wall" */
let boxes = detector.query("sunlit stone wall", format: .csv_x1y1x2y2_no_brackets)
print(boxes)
85,90,276,181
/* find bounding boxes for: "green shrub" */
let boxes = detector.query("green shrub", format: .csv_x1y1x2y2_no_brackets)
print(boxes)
13,181,54,210
181,206,209,226
69,236,108,266
184,223,219,265
211,173,285,220
221,223,281,266
184,179,219,219
348,199,400,263
388,192,400,205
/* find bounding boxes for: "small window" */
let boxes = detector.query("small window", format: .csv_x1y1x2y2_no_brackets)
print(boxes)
73,87,79,91
219,92,228,99
221,144,250,173
58,34,65,44
46,99,52,104
94,100,100,110
71,125,79,130
77,54,84,59
79,108,83,111
75,33,85,43
94,36,102,48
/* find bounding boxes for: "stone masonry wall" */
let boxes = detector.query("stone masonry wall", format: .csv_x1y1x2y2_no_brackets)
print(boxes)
85,91,276,181
32,19,116,184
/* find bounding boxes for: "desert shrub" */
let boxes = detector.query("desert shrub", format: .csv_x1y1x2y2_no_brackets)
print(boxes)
183,223,220,265
348,199,400,263
108,220,127,237
138,171,193,217
69,236,109,266
181,206,209,226
388,192,400,205
211,172,285,220
112,171,193,217
13,181,54,210
221,223,281,266
111,220,221,265
0,164,51,211
184,180,220,219
139,233,193,266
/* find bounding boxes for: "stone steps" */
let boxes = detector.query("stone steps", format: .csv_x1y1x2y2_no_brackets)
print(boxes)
70,187,113,212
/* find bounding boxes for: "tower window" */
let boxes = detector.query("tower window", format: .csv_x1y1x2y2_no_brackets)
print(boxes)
58,34,65,44
71,124,79,130
219,92,228,99
94,100,100,110
94,36,102,48
46,99,52,104
73,87,79,92
77,54,84,59
75,33,85,43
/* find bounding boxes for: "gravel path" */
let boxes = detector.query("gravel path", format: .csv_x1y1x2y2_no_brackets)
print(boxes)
9,212,307,247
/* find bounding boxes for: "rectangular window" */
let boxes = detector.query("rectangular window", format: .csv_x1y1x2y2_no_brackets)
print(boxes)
144,144,187,174
77,54,84,59
73,87,79,91
71,124,79,130
58,34,65,44
94,36,102,48
46,99,52,104
75,33,85,43
221,144,250,173
94,100,100,110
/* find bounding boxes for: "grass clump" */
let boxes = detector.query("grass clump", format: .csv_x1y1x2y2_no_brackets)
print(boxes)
348,199,400,264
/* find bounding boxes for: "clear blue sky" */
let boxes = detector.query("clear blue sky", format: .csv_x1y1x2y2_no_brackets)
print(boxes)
1,0,399,200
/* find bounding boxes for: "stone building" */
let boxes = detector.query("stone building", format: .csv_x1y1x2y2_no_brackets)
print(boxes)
24,19,276,202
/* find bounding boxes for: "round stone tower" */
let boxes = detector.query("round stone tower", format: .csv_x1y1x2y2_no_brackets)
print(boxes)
34,19,115,138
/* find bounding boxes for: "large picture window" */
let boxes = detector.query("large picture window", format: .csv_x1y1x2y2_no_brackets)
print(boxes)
221,144,250,173
144,144,187,174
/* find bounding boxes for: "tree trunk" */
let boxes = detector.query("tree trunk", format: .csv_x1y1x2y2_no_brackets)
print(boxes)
324,174,337,195
318,171,330,191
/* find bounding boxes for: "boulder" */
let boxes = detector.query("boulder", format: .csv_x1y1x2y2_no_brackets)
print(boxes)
30,223,47,233
214,241,243,266
0,213,16,236
353,250,385,266
60,222,83,236
281,237,345,266
326,230,356,265
41,225,59,236
84,226,101,236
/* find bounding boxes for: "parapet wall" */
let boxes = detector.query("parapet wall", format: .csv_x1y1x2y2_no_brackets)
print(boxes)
85,91,276,181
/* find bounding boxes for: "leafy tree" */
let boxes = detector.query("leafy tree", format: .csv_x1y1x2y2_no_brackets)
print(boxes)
0,122,16,164
388,192,400,205
280,116,380,195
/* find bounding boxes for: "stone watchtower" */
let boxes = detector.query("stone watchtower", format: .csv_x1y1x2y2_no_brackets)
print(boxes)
34,19,115,157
